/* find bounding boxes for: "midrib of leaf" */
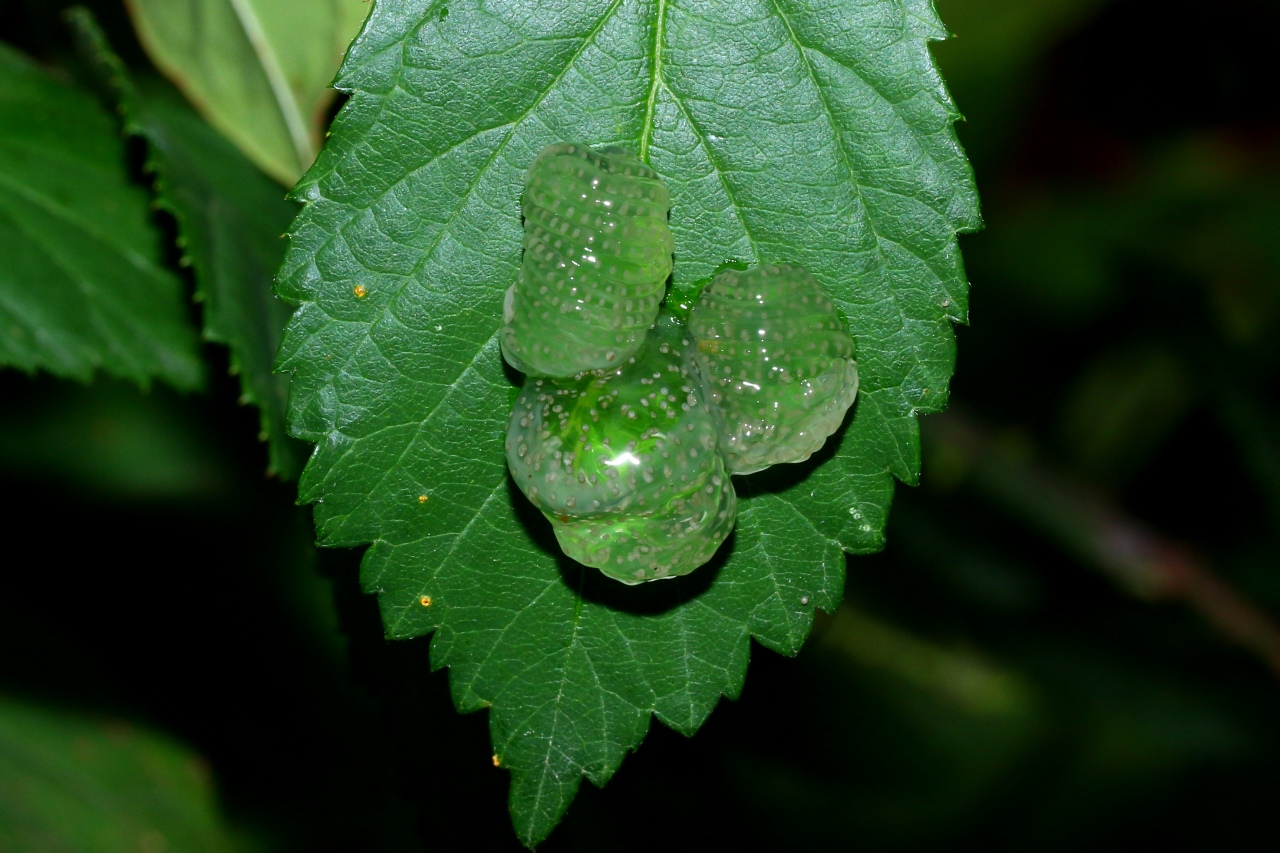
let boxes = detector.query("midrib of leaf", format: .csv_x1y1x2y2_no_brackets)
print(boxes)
638,0,666,163
227,0,313,172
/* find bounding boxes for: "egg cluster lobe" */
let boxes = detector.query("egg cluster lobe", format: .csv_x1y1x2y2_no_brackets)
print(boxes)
507,317,735,583
688,264,859,475
501,143,673,377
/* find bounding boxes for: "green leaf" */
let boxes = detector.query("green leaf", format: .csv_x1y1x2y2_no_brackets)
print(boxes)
71,10,309,478
277,0,978,844
0,696,237,853
0,44,202,390
126,0,372,185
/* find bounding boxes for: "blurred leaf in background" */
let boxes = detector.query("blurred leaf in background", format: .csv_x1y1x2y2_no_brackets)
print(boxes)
0,370,425,852
0,377,230,499
71,8,309,477
0,696,239,853
0,43,202,389
125,0,371,185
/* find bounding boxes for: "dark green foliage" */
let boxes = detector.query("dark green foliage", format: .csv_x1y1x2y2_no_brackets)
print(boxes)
2,1,1279,851
0,696,236,852
69,9,307,476
0,43,201,388
275,1,976,841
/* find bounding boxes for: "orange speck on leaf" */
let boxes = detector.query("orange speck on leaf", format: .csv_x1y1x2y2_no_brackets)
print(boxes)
418,494,429,503
419,595,432,607
353,284,368,298
492,754,501,767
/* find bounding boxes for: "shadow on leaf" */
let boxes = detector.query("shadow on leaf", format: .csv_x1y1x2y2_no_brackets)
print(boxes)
505,473,730,614
562,530,730,616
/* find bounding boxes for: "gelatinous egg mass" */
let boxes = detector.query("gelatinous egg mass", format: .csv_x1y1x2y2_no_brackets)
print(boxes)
506,315,736,584
687,263,859,475
500,145,860,582
501,142,674,378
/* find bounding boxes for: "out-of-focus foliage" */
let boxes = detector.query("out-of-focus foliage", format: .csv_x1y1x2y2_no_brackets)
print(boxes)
0,0,1278,850
125,0,370,184
0,42,202,388
0,696,238,853
72,9,308,477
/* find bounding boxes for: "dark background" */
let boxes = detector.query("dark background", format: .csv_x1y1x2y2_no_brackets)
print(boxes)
2,0,1279,849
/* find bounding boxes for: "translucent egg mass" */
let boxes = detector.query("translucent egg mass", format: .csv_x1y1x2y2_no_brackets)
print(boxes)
502,144,859,583
506,315,736,584
501,142,673,378
687,264,859,475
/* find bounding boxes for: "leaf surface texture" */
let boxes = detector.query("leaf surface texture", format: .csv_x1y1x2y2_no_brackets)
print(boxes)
277,0,979,842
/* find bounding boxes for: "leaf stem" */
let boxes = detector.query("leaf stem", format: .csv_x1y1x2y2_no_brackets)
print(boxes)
926,411,1280,680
